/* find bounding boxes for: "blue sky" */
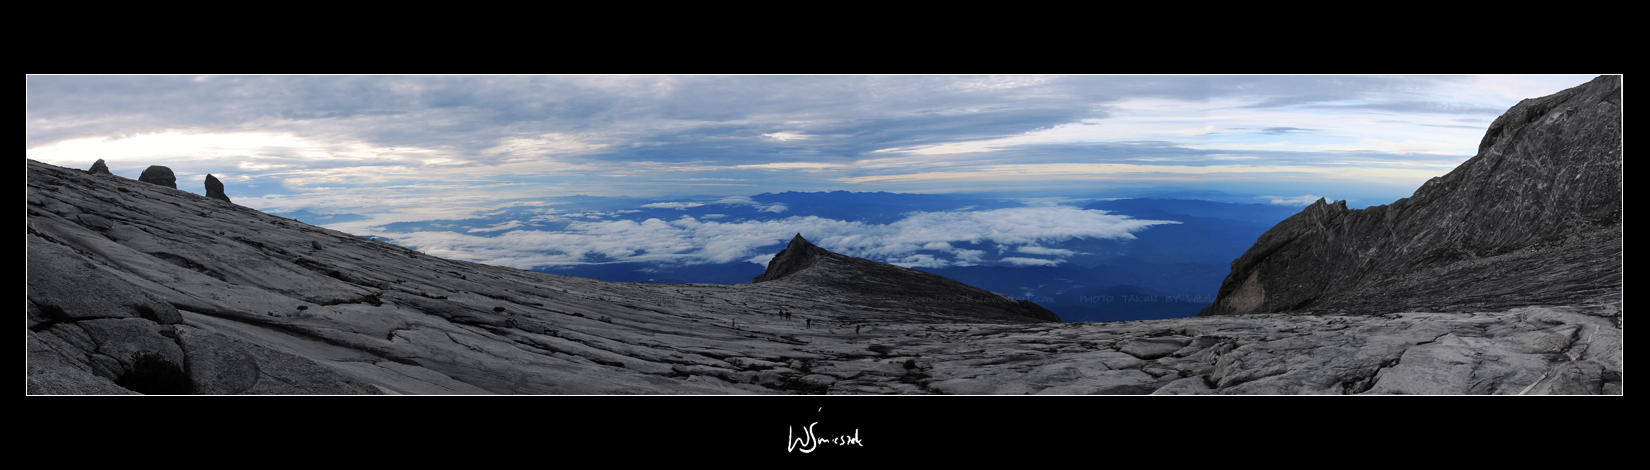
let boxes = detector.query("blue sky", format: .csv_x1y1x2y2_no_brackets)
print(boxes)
25,74,1599,271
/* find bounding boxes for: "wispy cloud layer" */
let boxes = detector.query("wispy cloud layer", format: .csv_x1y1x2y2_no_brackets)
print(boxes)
26,74,1601,221
1259,194,1328,206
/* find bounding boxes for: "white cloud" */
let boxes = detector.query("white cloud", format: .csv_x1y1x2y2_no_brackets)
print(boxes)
1016,245,1077,257
735,161,847,171
1000,257,1062,267
25,130,455,172
711,196,787,213
951,75,1056,91
481,133,608,159
381,206,1176,270
761,132,810,142
641,201,706,210
886,253,949,269
1259,195,1325,206
1014,197,1091,207
951,249,986,265
639,196,788,213
467,220,525,233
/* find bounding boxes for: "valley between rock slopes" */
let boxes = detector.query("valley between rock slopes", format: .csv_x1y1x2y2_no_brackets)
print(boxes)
26,157,1623,395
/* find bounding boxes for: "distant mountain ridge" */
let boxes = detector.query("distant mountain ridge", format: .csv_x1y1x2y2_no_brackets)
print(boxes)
1202,75,1623,316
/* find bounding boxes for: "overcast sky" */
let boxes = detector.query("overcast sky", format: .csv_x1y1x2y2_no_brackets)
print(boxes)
26,74,1598,232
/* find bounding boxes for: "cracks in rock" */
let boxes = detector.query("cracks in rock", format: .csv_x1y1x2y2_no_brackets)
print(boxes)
471,289,546,308
290,257,355,284
1340,357,1401,395
176,303,422,367
314,293,383,307
147,252,228,282
1199,374,1220,390
1516,370,1551,395
1414,332,1452,347
229,235,292,258
385,326,412,342
444,331,490,355
1553,325,1589,362
28,301,75,333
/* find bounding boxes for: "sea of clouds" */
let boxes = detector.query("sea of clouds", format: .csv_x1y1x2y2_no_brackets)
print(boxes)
384,205,1176,270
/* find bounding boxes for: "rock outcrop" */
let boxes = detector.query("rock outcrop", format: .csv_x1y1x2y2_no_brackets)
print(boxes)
205,174,231,203
752,234,831,283
138,165,177,188
753,234,1061,323
87,159,111,175
1202,75,1623,316
27,230,378,394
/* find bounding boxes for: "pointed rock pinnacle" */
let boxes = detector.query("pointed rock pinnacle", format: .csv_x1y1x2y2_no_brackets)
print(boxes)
205,174,231,203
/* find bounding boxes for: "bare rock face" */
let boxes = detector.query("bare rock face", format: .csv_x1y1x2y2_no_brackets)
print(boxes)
752,233,831,283
138,165,177,189
1202,75,1622,316
87,159,111,175
24,155,1619,395
205,174,231,203
753,234,1061,323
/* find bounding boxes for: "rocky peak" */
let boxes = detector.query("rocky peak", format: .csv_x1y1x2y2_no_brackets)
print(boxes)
205,174,231,203
138,165,177,189
87,159,111,175
1201,75,1622,316
752,233,832,283
750,233,1060,323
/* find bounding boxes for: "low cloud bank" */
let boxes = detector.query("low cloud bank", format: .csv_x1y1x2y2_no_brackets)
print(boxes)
387,206,1176,270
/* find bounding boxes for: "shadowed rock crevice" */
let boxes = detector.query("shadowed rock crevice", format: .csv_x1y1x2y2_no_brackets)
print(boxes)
114,352,192,395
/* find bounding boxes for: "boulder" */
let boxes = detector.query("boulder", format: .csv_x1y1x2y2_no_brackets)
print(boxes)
138,165,177,189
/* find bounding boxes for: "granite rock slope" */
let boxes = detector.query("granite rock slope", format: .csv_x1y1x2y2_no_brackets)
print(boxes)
26,159,1060,394
1201,75,1623,316
26,158,1621,395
